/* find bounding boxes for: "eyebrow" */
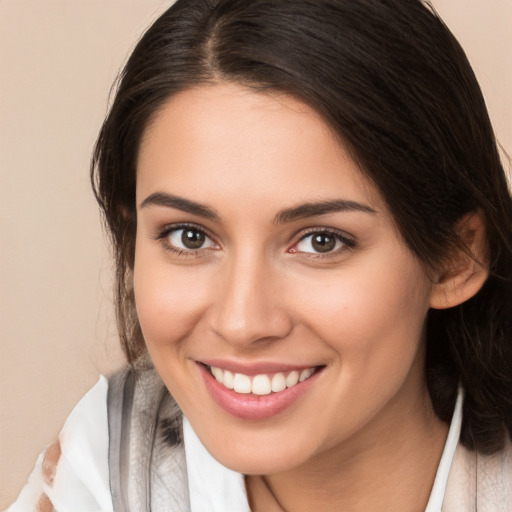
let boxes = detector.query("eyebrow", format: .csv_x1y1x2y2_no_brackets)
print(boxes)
273,199,377,225
140,192,376,224
140,192,220,221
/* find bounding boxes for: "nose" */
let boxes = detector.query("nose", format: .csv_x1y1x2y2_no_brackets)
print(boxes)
208,253,293,348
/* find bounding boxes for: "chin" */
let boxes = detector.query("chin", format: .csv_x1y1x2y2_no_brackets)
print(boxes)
200,427,316,476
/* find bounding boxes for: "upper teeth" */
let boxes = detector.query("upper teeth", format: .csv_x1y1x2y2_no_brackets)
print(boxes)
210,366,315,395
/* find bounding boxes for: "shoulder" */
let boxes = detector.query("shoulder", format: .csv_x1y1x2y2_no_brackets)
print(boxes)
8,376,112,512
443,437,512,511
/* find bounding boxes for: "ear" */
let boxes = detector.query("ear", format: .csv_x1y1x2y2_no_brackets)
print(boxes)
429,211,489,310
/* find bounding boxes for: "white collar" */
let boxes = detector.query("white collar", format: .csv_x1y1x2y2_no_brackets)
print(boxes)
183,389,463,512
425,387,463,511
183,416,250,512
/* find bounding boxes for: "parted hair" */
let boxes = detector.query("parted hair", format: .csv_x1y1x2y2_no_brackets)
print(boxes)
91,0,512,453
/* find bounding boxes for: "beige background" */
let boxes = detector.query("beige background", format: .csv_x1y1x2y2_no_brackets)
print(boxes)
1,0,511,507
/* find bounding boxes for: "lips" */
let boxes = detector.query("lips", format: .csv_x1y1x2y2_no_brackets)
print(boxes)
198,361,323,420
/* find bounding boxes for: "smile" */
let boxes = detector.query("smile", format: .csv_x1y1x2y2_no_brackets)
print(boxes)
199,362,324,420
209,366,316,395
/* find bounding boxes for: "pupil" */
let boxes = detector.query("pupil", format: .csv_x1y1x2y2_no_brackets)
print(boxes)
182,229,205,249
312,233,335,253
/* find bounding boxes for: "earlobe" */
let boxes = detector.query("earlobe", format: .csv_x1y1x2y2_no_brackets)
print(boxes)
429,211,489,310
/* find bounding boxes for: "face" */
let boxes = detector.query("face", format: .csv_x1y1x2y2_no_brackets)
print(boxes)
134,83,435,475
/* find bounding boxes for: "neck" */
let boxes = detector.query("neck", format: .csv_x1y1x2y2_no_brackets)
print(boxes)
246,384,449,512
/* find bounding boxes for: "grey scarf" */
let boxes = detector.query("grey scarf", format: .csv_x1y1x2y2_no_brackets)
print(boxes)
107,367,191,512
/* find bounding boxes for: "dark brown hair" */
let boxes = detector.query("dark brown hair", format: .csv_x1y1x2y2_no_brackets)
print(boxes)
91,0,512,453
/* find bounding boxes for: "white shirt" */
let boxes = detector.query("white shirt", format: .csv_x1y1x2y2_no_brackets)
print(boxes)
9,376,463,512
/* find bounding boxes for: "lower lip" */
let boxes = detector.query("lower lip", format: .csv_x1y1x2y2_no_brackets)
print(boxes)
198,363,323,421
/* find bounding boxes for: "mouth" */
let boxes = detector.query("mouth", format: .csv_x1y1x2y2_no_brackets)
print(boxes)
197,362,324,420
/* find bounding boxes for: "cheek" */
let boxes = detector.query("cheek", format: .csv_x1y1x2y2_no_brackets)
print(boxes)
296,249,432,360
133,248,209,351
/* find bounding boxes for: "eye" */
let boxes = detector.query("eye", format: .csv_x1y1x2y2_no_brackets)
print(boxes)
161,225,218,252
292,230,353,254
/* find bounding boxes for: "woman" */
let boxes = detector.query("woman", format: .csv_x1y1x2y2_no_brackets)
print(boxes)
10,0,512,510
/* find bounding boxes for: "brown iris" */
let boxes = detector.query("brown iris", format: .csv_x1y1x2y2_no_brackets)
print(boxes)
182,229,206,249
311,233,336,253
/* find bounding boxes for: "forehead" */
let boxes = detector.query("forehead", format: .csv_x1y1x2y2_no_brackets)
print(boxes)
136,83,383,213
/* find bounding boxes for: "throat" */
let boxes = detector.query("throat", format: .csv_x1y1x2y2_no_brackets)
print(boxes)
246,475,286,512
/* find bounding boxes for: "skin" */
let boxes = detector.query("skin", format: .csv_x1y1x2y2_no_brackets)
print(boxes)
134,83,450,511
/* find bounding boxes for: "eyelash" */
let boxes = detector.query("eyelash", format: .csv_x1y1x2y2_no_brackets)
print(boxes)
154,224,356,258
